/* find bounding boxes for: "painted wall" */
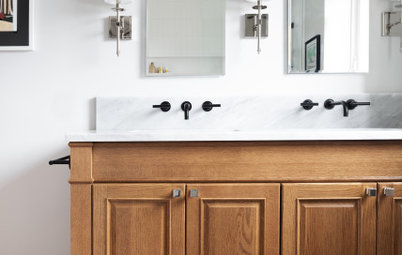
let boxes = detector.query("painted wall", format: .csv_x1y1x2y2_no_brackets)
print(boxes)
0,0,401,254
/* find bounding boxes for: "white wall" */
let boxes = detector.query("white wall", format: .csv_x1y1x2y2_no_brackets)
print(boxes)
0,0,401,254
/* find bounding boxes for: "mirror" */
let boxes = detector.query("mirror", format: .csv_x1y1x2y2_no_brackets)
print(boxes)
146,0,225,76
288,0,369,73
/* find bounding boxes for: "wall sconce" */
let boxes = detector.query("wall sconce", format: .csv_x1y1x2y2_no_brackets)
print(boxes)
244,0,269,54
382,0,402,52
104,0,133,56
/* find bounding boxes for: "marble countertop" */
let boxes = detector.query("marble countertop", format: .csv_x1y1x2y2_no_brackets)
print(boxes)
67,129,402,142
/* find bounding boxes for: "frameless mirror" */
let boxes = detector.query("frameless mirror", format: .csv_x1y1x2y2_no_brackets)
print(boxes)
288,0,369,73
146,0,225,76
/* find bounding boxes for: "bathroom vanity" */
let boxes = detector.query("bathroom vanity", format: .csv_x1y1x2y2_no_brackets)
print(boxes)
68,134,402,255
62,95,402,255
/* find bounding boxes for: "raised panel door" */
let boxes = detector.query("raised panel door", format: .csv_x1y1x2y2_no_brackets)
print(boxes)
186,184,280,255
93,184,185,255
282,183,376,255
378,183,402,255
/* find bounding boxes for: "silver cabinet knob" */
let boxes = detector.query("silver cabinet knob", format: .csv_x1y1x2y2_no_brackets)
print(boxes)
384,187,395,197
366,188,377,197
172,189,182,198
189,189,199,198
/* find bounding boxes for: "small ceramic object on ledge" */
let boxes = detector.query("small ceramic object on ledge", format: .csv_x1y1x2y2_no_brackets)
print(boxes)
157,67,163,73
163,67,168,73
148,62,157,73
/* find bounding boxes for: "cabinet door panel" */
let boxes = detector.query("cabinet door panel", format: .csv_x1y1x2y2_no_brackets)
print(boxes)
282,183,376,255
93,184,185,255
187,184,280,255
378,183,402,255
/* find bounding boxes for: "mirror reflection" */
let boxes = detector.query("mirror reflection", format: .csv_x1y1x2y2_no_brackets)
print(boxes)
288,0,369,73
146,0,225,76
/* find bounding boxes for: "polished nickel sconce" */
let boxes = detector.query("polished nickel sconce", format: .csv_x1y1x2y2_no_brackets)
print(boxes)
382,0,402,52
105,0,133,56
245,0,269,54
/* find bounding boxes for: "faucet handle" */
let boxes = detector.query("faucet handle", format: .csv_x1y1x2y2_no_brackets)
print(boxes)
153,101,171,112
346,99,371,110
202,101,221,112
300,99,319,110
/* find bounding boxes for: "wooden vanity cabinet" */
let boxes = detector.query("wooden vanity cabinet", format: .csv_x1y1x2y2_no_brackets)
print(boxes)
68,141,402,255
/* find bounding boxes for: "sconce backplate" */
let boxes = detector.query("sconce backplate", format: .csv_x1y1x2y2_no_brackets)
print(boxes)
382,11,402,37
108,16,132,40
245,14,268,37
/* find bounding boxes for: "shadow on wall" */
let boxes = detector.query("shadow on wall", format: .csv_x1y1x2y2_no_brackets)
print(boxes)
0,153,71,254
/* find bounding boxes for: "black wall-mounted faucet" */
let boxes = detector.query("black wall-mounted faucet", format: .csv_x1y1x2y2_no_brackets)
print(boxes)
152,101,171,112
202,101,221,112
324,99,349,117
300,99,319,110
181,101,192,120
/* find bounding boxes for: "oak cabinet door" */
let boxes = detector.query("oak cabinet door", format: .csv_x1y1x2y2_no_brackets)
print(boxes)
93,184,185,255
186,184,280,255
378,183,402,255
282,183,377,255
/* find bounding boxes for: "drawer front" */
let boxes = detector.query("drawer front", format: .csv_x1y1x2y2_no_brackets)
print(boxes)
89,142,402,182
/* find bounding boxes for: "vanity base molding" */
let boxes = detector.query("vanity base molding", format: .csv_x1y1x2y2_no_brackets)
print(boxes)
68,141,402,255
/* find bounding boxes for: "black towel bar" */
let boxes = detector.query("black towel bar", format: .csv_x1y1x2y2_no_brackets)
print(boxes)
49,155,70,169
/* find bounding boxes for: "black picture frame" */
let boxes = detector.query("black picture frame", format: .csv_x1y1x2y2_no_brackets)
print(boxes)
0,0,32,49
305,35,321,73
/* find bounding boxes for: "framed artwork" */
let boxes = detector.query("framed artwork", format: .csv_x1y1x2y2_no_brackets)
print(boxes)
305,35,320,73
0,0,34,51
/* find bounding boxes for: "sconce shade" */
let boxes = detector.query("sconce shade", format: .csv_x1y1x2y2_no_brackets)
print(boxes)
104,0,133,5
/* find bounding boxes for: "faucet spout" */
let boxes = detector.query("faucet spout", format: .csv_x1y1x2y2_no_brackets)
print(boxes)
324,99,349,117
341,101,349,117
181,101,192,120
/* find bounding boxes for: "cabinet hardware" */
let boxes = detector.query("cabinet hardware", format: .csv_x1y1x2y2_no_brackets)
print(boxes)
365,188,377,197
384,187,395,197
189,189,199,198
172,189,182,198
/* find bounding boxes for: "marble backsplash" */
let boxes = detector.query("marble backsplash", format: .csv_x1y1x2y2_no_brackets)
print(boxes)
96,94,402,131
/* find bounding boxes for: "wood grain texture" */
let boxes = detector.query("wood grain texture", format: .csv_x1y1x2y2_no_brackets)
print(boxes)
299,200,360,255
93,184,185,255
91,141,402,182
69,142,93,183
71,184,92,255
282,183,377,255
378,182,402,255
186,184,280,255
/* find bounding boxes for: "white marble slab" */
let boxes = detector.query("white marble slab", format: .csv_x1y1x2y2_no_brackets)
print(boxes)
67,94,402,142
96,94,402,131
67,129,402,142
